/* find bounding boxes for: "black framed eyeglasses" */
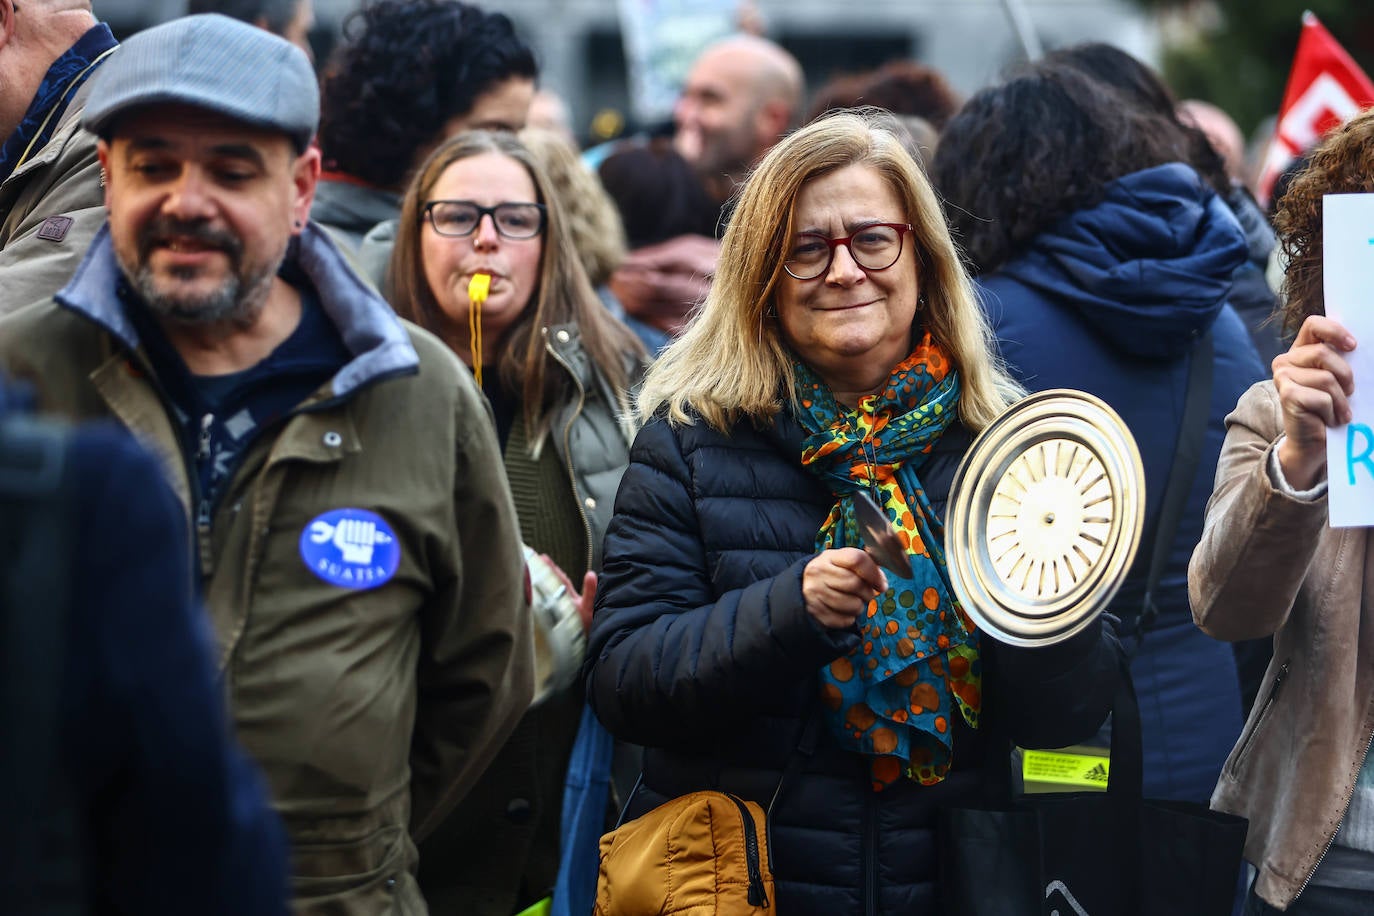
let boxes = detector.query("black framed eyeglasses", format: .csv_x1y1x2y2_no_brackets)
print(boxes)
422,200,547,240
783,222,913,280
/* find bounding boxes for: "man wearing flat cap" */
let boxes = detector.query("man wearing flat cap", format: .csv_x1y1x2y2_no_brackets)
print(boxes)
0,14,534,915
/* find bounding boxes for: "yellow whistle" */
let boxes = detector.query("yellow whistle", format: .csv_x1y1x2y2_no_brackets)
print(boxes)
467,273,491,386
468,272,491,306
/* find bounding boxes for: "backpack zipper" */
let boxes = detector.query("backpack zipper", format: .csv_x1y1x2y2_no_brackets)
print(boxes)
725,794,769,907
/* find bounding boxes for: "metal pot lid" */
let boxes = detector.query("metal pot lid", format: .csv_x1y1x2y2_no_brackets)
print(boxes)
945,389,1145,648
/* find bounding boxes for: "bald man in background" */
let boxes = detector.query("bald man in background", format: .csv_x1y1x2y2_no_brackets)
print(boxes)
610,34,803,342
0,0,115,312
674,33,803,200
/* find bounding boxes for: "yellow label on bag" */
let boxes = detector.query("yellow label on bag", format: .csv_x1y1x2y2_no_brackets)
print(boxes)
1021,749,1111,789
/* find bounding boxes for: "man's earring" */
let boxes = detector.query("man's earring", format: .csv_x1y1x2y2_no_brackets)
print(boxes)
293,219,304,230
99,170,106,189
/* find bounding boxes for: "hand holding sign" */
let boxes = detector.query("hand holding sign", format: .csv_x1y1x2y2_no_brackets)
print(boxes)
1274,314,1356,490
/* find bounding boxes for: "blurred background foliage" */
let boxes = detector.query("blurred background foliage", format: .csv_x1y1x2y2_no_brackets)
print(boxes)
1130,0,1374,134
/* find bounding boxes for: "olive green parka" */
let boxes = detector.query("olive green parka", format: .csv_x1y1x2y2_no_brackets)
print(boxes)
0,223,535,915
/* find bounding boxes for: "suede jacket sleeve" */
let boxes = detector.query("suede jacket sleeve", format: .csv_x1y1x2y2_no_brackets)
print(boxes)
1189,381,1331,642
587,417,856,748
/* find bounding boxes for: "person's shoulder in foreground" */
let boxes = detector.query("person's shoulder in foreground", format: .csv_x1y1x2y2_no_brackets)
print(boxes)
0,407,289,913
69,420,290,913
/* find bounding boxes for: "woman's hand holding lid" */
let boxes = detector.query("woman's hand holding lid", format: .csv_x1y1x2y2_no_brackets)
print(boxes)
802,547,888,630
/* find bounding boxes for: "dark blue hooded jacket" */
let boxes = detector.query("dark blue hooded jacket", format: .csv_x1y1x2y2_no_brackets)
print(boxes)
976,162,1268,802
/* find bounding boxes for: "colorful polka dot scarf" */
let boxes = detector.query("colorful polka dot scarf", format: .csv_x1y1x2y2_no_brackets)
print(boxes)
794,332,982,791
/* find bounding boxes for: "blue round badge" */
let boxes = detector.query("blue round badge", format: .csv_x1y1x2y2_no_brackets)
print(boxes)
299,508,401,590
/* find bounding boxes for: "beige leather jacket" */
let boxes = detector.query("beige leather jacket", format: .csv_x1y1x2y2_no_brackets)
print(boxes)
1190,380,1374,910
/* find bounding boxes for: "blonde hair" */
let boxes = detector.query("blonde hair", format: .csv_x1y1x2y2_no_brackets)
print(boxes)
639,109,1022,431
519,126,627,287
388,130,644,444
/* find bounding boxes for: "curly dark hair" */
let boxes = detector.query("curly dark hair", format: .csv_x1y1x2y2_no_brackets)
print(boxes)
187,0,302,34
806,59,962,130
1272,109,1374,335
932,65,1193,275
317,0,537,190
1044,43,1231,197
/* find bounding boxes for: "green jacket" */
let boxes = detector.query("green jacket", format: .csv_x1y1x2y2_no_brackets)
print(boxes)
542,322,642,573
420,323,643,915
0,224,535,916
0,79,107,315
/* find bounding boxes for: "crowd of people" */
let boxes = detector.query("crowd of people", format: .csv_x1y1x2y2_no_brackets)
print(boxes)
0,0,1370,914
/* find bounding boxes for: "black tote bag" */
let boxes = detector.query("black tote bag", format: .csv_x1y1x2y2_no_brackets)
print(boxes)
938,656,1248,916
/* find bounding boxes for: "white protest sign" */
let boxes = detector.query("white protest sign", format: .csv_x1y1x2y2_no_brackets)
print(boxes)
1323,193,1374,526
617,0,739,125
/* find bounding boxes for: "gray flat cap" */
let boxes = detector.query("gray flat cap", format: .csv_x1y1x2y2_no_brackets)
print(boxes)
84,14,318,151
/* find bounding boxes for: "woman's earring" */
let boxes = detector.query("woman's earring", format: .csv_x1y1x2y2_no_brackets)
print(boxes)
759,305,777,347
915,295,926,312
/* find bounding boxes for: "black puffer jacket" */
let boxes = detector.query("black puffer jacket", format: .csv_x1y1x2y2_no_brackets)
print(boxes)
588,405,1124,915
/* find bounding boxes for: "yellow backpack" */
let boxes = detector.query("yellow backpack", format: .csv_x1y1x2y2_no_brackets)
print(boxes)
594,790,773,915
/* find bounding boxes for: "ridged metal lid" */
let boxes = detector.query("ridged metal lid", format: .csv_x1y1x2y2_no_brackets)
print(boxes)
946,389,1145,647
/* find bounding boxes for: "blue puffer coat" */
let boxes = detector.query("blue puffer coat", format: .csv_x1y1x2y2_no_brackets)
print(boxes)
975,162,1269,803
588,402,1124,915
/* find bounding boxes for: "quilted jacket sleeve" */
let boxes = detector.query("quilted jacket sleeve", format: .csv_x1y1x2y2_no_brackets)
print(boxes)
586,417,856,748
986,617,1123,750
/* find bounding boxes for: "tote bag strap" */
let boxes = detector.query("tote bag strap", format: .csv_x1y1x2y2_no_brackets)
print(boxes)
764,704,823,870
1104,651,1145,801
1131,331,1214,640
767,705,822,816
612,703,822,833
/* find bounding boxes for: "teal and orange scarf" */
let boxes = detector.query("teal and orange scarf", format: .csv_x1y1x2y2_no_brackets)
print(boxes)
794,333,981,791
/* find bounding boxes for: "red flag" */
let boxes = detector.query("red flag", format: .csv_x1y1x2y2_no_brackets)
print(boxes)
1257,12,1374,207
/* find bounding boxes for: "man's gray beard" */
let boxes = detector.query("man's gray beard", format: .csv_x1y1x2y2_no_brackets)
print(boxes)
126,261,277,331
